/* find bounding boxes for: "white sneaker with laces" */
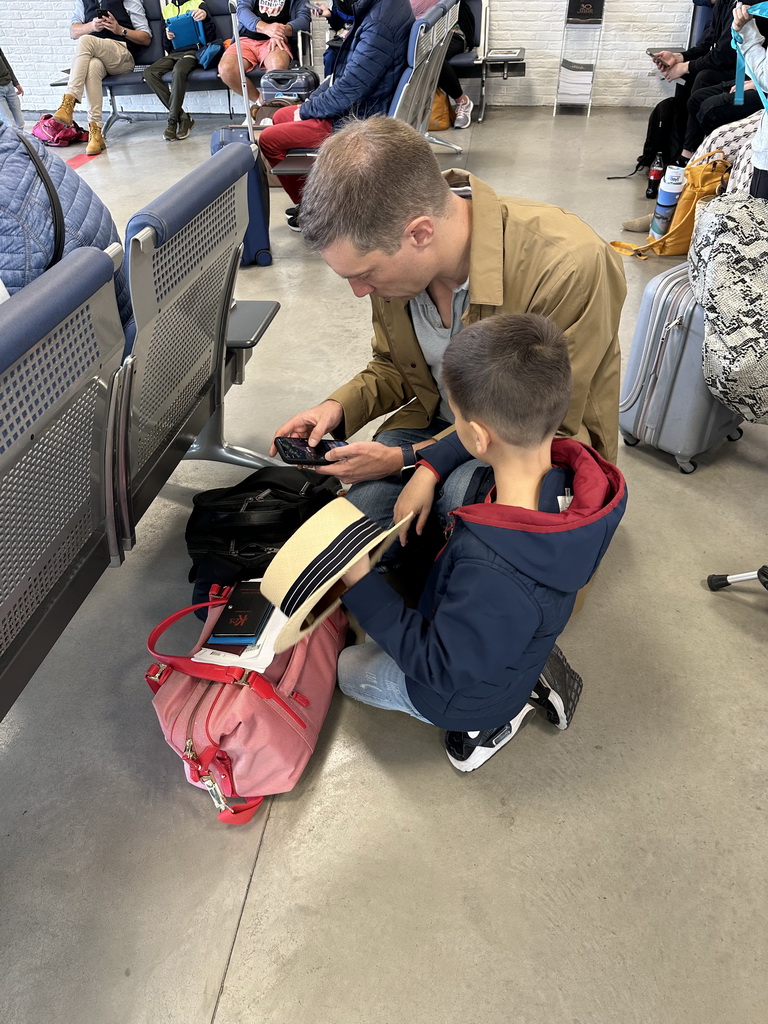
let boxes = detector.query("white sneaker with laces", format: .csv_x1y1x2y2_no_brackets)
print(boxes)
453,97,474,129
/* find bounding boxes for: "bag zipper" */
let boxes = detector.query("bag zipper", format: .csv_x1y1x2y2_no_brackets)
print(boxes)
182,687,231,813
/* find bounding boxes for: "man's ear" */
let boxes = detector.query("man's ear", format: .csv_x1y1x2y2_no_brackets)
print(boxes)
469,419,492,457
403,215,435,250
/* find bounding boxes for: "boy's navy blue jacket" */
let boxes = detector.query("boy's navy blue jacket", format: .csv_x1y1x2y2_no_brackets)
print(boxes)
343,435,627,731
299,0,413,126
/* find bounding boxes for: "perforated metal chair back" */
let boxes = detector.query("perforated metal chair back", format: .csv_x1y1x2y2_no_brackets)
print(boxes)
0,247,126,719
121,143,253,538
389,0,460,133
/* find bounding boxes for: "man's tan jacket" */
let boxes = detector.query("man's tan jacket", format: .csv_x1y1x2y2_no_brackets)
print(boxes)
327,169,627,463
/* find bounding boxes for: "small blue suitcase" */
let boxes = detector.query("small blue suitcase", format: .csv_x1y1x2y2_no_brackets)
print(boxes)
210,127,272,267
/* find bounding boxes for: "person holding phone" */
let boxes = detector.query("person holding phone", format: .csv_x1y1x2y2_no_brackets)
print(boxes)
143,1,219,142
51,0,151,155
647,0,768,166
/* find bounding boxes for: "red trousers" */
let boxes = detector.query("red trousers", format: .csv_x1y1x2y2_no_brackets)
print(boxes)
258,106,333,205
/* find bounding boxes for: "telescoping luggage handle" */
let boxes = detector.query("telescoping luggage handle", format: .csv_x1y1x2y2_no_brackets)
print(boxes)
733,5,768,109
145,591,306,730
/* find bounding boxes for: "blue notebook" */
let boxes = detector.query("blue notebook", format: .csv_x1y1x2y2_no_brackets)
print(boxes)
165,12,206,50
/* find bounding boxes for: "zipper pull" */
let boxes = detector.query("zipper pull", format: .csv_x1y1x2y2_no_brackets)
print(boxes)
291,690,310,707
183,738,195,760
201,774,230,813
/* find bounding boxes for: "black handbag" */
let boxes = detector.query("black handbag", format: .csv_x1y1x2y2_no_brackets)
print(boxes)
185,466,339,618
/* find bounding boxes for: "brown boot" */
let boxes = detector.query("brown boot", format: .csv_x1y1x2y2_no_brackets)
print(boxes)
52,93,77,126
85,122,106,156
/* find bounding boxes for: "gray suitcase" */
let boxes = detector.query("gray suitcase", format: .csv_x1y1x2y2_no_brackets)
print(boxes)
619,263,744,473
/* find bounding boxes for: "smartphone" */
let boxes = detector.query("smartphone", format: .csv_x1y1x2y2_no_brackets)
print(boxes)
97,7,110,16
646,49,669,68
274,436,348,465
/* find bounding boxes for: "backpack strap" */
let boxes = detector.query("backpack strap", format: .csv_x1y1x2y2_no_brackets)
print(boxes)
17,131,65,270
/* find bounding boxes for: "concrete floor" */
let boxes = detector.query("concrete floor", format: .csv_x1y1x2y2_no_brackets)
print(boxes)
1,108,767,1024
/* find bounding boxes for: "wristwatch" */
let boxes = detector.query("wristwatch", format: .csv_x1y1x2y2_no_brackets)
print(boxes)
399,443,417,477
122,26,128,36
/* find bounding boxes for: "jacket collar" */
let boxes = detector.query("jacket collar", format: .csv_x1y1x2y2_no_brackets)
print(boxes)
443,169,505,308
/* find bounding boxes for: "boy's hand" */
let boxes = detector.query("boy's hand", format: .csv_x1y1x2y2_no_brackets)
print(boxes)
342,553,371,589
15,84,23,96
193,7,207,19
394,466,437,546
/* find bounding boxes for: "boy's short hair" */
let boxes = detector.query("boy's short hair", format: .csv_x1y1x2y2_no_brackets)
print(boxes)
299,117,452,256
442,313,572,448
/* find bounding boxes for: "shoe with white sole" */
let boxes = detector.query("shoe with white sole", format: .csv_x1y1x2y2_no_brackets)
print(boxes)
285,205,300,220
444,703,536,772
453,96,474,129
530,643,583,729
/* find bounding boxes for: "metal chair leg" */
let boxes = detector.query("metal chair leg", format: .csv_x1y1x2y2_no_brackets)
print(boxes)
425,131,463,154
185,406,277,469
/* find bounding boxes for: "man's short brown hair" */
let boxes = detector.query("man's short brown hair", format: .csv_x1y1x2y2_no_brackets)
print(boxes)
442,313,573,448
299,117,452,255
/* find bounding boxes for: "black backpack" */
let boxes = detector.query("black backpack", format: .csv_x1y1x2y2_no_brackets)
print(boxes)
185,466,339,618
637,95,684,169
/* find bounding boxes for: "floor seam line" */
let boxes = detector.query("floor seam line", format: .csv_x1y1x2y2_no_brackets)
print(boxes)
209,796,275,1024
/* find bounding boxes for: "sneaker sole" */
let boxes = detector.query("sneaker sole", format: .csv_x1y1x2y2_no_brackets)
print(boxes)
177,120,195,140
446,705,535,772
535,644,583,729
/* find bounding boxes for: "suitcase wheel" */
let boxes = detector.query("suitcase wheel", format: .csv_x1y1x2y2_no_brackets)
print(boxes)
676,458,697,474
622,433,640,447
727,427,744,442
256,250,272,267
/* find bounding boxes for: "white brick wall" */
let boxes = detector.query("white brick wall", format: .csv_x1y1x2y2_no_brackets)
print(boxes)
0,0,694,114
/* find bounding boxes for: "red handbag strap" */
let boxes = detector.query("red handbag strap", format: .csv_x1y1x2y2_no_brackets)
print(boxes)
146,595,251,685
146,595,307,728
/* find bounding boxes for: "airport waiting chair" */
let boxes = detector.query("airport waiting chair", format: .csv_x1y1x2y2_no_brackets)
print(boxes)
0,247,127,719
118,142,276,550
270,0,460,177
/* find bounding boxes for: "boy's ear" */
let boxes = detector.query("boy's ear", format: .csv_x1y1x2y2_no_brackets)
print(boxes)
468,419,491,456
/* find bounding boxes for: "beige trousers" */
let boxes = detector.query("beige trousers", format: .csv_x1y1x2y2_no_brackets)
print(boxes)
66,36,134,126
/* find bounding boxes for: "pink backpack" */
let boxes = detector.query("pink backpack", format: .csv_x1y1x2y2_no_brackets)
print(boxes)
146,588,347,824
31,114,89,147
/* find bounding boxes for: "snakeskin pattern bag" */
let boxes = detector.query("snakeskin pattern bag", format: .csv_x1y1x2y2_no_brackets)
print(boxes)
689,192,768,423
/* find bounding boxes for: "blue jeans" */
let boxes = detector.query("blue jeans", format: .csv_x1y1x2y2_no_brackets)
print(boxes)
337,642,432,723
0,83,23,129
345,421,487,530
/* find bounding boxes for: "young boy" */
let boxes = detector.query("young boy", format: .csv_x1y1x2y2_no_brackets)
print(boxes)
337,312,627,772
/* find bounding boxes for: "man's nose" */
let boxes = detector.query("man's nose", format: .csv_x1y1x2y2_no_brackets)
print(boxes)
348,278,375,298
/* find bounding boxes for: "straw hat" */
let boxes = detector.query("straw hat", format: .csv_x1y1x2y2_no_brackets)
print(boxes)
260,497,412,653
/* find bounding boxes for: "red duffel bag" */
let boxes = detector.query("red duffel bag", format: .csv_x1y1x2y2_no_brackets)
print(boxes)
145,587,346,824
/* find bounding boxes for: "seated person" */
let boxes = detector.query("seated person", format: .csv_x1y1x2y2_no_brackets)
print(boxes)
337,312,628,772
311,3,355,78
411,0,475,128
143,1,219,142
217,0,310,110
258,0,413,226
0,123,131,327
650,0,768,165
271,118,626,533
684,76,764,157
52,0,152,156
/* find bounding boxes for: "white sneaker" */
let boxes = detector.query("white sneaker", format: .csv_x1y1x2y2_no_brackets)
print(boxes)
453,97,474,129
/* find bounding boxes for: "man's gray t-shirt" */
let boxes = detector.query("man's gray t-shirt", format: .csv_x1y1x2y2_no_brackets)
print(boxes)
409,279,469,424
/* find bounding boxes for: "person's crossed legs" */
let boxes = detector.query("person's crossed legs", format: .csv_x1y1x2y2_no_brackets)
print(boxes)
259,106,333,206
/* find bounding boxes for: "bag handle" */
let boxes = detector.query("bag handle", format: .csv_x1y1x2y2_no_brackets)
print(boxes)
733,8,768,110
146,595,307,728
17,131,65,270
610,150,729,259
